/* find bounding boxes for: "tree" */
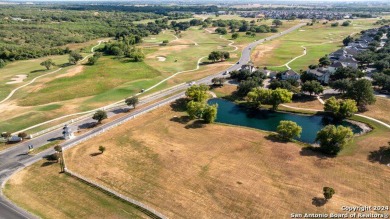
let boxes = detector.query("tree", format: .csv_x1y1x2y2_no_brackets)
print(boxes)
269,88,293,110
315,125,354,155
40,59,55,70
237,79,262,97
342,36,353,46
323,187,335,200
246,88,292,110
215,27,227,35
17,132,28,139
276,120,302,141
208,51,221,62
331,22,339,27
331,67,364,80
99,145,106,154
319,55,331,66
272,19,283,27
301,80,323,96
345,79,375,110
185,84,209,102
92,110,107,124
202,104,218,123
69,51,83,64
232,33,239,39
54,145,62,152
324,97,358,120
341,21,351,26
211,77,226,86
125,96,139,109
186,101,205,119
330,79,352,93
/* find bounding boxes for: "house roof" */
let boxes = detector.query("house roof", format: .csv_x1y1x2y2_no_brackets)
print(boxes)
282,69,299,76
308,67,329,77
330,62,345,68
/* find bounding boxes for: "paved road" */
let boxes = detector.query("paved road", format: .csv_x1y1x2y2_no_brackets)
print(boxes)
0,23,306,219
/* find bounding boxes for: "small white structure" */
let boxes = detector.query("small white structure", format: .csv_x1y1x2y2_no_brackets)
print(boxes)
62,124,74,140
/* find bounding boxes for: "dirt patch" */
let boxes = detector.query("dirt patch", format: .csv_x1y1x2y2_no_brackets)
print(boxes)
6,74,27,84
56,66,85,79
251,40,281,66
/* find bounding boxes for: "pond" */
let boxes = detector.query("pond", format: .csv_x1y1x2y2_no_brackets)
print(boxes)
207,98,362,143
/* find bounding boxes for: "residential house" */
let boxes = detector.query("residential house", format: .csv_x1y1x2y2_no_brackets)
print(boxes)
307,67,331,84
281,69,300,81
338,56,359,69
328,61,346,73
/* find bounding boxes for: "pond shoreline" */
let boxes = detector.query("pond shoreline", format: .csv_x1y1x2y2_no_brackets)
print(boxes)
346,119,373,136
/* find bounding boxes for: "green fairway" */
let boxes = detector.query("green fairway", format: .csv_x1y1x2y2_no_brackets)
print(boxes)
0,55,69,100
18,56,161,106
252,18,381,71
144,27,232,74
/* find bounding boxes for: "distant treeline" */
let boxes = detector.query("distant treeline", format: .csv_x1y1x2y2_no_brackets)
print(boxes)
51,5,219,15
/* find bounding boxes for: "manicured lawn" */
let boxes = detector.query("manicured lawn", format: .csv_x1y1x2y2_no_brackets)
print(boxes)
144,27,231,74
63,101,390,218
251,18,381,71
4,160,148,219
0,55,69,100
18,56,161,106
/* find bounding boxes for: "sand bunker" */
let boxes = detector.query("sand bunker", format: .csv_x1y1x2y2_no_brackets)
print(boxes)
156,56,167,62
299,30,306,31
6,74,27,84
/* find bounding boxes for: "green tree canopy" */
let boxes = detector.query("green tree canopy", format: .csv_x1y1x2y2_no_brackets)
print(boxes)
324,97,358,120
246,88,292,110
323,187,335,200
315,125,354,155
276,120,302,141
92,110,108,124
125,96,139,109
345,79,376,110
301,80,324,96
185,84,209,102
40,59,55,70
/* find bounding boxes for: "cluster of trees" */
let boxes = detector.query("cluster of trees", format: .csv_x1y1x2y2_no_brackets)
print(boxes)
324,97,358,120
0,6,163,63
230,69,267,96
210,19,279,35
330,78,376,111
372,70,390,92
269,79,300,93
101,41,145,61
246,88,293,110
208,51,230,62
185,85,218,123
211,77,226,86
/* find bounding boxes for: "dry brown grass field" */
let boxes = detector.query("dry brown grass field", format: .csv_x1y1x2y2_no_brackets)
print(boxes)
4,160,149,219
362,97,390,125
63,102,390,218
